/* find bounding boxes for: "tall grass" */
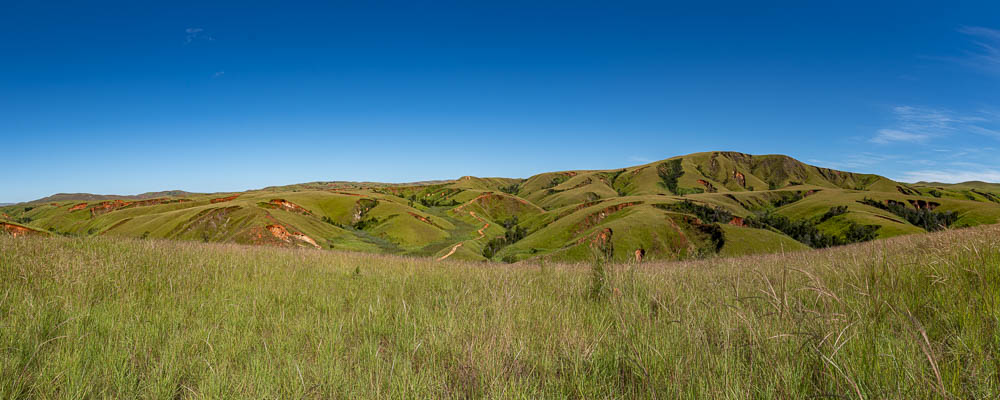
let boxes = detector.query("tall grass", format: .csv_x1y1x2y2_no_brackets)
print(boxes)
1,225,998,398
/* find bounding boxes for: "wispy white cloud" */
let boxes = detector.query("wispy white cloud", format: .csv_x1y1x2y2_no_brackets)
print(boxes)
871,106,998,144
871,129,929,144
627,156,653,164
185,27,214,44
807,153,901,170
957,26,1000,73
896,168,1000,184
213,70,225,78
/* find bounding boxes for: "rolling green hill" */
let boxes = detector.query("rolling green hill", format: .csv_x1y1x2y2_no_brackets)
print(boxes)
5,151,1000,263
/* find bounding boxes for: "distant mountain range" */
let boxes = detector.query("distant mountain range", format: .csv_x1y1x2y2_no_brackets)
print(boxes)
4,151,1000,263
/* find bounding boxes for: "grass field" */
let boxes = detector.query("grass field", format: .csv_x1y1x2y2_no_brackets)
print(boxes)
2,224,998,398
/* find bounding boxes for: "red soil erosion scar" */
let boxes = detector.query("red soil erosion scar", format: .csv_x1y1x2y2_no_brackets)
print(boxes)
909,199,940,210
454,192,537,216
87,198,192,217
573,202,642,235
210,194,240,204
696,179,717,193
580,227,614,259
407,212,444,229
265,224,320,248
68,203,88,212
328,191,365,197
733,170,746,188
269,199,312,215
1,223,45,238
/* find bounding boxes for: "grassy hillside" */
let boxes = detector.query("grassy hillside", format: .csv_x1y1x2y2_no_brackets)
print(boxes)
2,224,998,398
4,151,1000,263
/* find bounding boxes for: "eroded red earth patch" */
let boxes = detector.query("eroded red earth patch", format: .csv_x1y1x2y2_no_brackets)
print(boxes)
407,212,444,229
210,194,240,203
264,224,320,248
573,202,641,235
269,199,312,215
85,198,192,217
1,223,45,238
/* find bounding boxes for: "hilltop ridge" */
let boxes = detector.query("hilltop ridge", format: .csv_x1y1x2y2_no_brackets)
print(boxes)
5,151,1000,263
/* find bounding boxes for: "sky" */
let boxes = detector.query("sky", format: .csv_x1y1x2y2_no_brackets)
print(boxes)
2,1,1000,203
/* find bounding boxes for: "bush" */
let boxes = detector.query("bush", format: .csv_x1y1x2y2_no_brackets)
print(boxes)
819,206,848,223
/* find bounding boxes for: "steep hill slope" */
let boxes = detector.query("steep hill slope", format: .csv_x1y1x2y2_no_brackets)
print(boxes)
5,151,1000,263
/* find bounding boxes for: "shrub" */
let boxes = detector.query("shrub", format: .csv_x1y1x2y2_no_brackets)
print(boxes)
819,206,848,223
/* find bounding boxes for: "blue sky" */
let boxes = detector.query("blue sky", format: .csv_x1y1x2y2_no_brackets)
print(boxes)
2,1,999,203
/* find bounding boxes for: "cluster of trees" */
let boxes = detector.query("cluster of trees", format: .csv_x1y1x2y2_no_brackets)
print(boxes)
695,223,725,253
321,216,340,227
771,191,807,208
656,160,684,194
420,198,460,207
744,211,879,248
482,217,528,260
499,184,520,195
598,169,629,196
972,189,1000,204
857,198,958,232
322,215,382,231
654,200,734,224
352,217,381,230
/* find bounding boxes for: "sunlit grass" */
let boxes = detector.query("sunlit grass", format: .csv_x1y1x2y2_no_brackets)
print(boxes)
2,224,998,398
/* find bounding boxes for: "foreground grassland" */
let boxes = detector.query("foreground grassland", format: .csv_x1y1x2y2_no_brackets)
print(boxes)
1,225,999,399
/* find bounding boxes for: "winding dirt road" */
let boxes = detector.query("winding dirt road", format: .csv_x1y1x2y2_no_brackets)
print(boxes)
437,211,489,261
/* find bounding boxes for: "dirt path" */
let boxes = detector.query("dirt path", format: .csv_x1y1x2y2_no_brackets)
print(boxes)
437,211,489,261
